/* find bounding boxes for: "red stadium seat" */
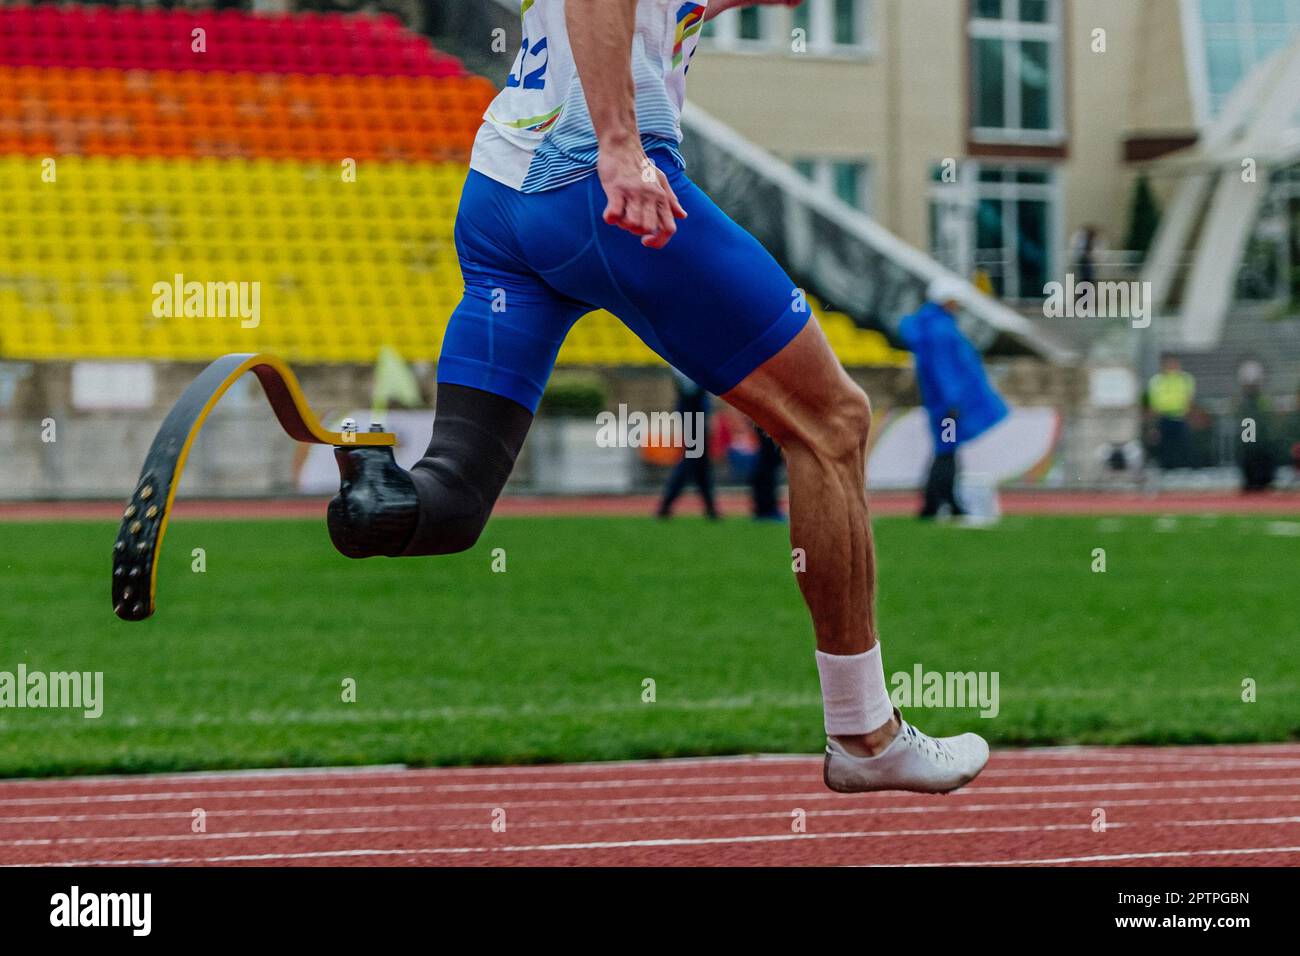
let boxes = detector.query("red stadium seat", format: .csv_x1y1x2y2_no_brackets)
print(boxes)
0,5,471,77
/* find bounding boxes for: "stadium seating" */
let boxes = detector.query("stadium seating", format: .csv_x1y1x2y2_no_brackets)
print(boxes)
0,4,906,368
0,6,461,75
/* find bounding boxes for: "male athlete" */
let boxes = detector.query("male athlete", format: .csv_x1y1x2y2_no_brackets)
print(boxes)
329,0,989,794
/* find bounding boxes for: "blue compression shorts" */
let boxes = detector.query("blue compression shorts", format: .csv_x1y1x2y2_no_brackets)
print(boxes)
437,149,809,412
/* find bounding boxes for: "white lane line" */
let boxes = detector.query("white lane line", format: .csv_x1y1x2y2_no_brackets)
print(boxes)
6,823,1104,865
980,763,1300,777
995,756,1300,770
881,846,1300,867
4,746,1296,791
0,754,821,787
20,817,1300,868
0,774,832,808
402,774,814,793
10,809,1300,852
6,790,1300,828
2,759,1292,807
421,805,1300,834
943,777,1300,797
992,746,1300,761
1161,815,1300,827
5,750,1295,796
0,821,1098,851
0,765,412,787
3,825,431,849
990,755,1300,767
2,774,1298,818
0,774,807,807
0,785,429,808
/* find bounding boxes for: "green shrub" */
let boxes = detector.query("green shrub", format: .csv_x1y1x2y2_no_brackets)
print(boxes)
539,373,608,417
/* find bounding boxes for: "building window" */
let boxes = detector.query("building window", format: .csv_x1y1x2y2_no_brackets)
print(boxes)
793,157,874,216
1182,0,1300,122
929,162,1058,301
832,0,869,48
703,0,875,56
791,2,812,40
701,3,777,48
969,0,1064,145
738,6,767,43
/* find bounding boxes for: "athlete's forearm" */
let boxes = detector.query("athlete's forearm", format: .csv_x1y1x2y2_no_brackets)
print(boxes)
568,0,687,246
566,0,640,151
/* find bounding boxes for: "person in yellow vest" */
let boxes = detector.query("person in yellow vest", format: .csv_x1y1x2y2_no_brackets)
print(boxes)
1148,355,1196,470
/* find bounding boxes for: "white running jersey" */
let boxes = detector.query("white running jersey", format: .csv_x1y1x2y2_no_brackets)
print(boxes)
470,0,709,193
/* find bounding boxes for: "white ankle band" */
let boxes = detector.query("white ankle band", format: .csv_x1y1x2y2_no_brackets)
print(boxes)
815,645,894,735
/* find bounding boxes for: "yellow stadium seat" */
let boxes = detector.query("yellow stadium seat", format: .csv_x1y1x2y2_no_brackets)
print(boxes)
2,93,906,370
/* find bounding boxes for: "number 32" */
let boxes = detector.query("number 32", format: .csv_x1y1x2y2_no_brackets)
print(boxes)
506,36,549,89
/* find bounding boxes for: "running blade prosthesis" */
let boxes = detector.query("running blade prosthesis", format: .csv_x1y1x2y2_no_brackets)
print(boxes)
112,353,396,622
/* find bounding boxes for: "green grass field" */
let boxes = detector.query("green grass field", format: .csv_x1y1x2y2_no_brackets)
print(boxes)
0,513,1297,778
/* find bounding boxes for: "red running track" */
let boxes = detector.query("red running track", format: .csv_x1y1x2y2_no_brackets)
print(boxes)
3,745,1300,867
4,489,1300,522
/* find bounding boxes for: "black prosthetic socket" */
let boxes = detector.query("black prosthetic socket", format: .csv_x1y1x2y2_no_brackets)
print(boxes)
328,443,421,558
400,383,533,556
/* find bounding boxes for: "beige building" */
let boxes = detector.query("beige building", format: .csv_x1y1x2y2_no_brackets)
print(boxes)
689,0,1293,304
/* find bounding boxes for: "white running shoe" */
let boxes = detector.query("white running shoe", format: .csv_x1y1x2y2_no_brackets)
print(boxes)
823,710,990,794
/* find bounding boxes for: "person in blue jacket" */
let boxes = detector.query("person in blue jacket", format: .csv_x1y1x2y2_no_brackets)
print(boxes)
898,278,1010,519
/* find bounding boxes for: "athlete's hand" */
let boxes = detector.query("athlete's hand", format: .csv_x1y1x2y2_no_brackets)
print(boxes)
597,143,687,250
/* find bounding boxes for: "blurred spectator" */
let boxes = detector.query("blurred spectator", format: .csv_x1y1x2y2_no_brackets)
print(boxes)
1287,383,1300,480
1147,355,1196,470
1234,365,1277,492
751,426,784,521
656,369,719,520
1187,403,1218,469
714,408,785,519
899,278,1009,519
1101,439,1144,473
1070,224,1102,295
714,406,759,483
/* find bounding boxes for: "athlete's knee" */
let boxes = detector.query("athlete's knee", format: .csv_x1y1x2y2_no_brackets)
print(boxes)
837,384,873,449
803,382,872,464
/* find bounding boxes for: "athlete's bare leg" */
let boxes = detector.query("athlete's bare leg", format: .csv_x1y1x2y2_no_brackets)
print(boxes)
723,320,901,757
